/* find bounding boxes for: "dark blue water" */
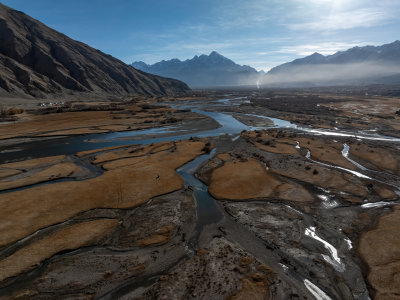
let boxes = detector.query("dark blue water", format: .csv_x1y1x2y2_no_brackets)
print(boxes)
0,109,253,163
177,149,223,231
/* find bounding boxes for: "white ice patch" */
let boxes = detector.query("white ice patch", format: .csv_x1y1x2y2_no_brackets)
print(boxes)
317,195,329,201
361,201,395,208
304,279,332,300
305,226,345,272
344,238,353,250
284,205,304,216
340,168,371,179
317,195,339,209
279,263,289,271
341,144,367,170
317,187,331,193
231,135,240,141
325,201,339,209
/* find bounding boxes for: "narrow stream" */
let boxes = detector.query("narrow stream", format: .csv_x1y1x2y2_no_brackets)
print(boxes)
341,144,367,171
305,226,345,272
177,148,223,237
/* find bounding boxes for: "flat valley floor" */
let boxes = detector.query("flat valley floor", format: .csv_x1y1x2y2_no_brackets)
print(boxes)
0,89,399,300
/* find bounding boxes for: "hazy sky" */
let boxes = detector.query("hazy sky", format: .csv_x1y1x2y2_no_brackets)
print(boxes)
3,0,399,71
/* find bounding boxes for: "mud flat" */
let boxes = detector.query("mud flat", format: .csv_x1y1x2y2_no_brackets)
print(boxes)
359,207,400,300
248,91,400,138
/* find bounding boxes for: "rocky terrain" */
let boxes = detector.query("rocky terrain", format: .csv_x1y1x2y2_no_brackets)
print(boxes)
0,3,189,100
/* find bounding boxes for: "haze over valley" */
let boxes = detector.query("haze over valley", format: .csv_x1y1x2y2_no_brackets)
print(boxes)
133,41,400,88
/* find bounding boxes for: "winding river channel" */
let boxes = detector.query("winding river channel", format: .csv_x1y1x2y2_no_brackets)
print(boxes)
2,97,399,161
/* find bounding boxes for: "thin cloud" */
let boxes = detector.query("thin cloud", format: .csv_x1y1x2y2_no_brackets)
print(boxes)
289,8,393,31
180,42,233,51
277,42,366,56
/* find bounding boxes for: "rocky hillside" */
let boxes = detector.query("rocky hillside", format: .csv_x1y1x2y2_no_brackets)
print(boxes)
0,3,189,99
132,51,261,87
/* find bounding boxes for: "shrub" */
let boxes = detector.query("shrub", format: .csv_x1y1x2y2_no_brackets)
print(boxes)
0,105,24,116
7,107,24,115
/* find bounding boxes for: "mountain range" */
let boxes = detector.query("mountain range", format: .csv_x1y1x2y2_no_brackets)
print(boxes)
0,3,189,99
264,41,400,87
269,41,400,74
134,41,400,88
132,52,260,88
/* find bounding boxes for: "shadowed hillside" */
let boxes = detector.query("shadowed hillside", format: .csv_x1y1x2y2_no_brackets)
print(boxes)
0,3,189,99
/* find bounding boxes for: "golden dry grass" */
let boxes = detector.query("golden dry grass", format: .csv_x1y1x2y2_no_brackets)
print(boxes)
244,131,358,170
244,131,298,155
208,159,313,202
0,103,182,139
273,164,367,197
0,219,118,282
0,162,80,191
209,160,280,200
0,141,205,247
92,141,173,164
297,137,357,170
0,155,66,170
350,143,399,173
0,169,22,179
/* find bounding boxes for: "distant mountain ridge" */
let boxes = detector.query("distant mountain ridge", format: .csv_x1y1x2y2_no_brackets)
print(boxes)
133,41,400,88
264,41,400,87
0,3,189,99
132,51,261,87
269,40,400,74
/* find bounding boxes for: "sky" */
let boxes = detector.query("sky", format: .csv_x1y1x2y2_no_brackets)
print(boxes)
2,0,400,71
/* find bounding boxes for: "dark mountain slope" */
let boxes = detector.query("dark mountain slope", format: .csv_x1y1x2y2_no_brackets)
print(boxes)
0,3,189,99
